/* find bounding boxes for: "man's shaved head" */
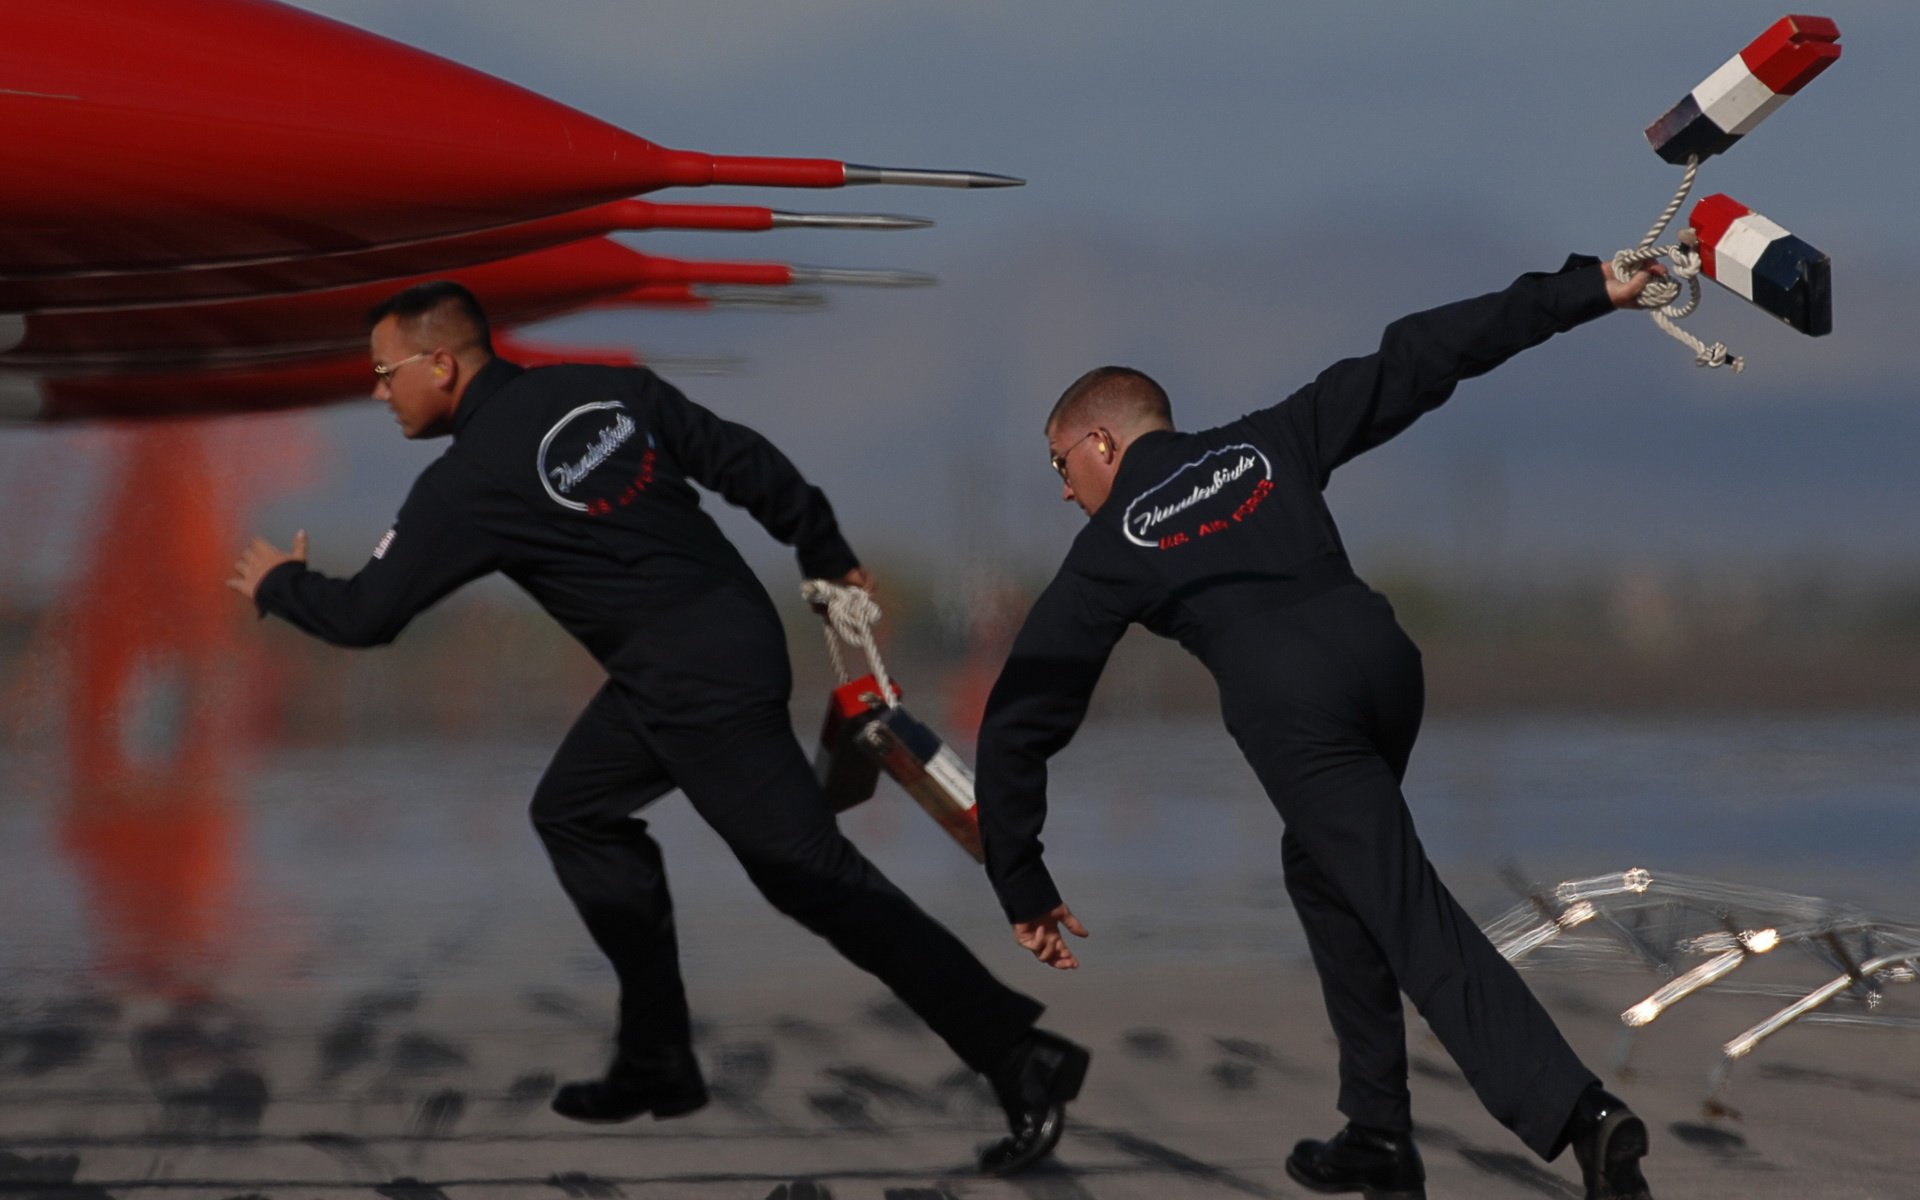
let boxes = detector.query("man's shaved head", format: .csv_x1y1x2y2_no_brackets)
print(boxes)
366,280,493,356
366,281,496,440
1046,366,1173,437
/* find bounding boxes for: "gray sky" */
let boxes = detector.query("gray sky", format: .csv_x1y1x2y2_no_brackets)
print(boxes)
4,2,1914,595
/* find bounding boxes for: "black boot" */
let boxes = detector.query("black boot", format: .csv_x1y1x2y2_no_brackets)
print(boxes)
1285,1122,1426,1199
976,1029,1091,1176
551,1047,709,1124
1564,1085,1653,1200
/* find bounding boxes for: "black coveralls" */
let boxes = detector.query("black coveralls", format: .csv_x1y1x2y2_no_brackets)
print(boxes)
258,359,1042,1075
977,258,1611,1158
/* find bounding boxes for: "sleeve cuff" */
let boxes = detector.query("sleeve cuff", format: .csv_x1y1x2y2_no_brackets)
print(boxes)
253,559,305,618
1544,253,1615,328
798,533,860,581
995,862,1064,925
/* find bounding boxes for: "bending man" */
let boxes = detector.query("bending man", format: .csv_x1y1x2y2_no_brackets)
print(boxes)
976,257,1661,1200
228,281,1086,1175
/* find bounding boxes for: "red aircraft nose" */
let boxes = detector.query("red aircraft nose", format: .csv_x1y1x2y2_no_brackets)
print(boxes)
5,238,924,365
0,201,933,315
1,0,669,275
7,338,647,423
0,0,1016,279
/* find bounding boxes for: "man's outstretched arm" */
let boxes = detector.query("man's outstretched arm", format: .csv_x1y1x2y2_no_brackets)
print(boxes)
230,470,498,648
977,556,1136,968
1254,258,1662,486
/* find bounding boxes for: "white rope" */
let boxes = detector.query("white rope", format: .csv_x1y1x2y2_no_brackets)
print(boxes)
800,579,897,707
1611,155,1742,373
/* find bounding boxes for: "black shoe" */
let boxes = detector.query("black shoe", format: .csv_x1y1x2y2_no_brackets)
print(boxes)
1285,1123,1426,1199
976,1029,1091,1176
551,1051,709,1124
1565,1086,1653,1200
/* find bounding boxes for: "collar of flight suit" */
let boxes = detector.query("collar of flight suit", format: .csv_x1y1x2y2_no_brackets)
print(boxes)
451,356,525,438
1112,427,1178,486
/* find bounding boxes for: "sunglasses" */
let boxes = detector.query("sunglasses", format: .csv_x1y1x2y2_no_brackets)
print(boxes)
1049,430,1102,480
371,350,433,386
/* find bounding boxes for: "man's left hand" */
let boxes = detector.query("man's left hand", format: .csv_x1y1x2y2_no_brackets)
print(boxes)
810,566,874,615
228,530,307,601
1013,903,1090,970
1605,260,1668,309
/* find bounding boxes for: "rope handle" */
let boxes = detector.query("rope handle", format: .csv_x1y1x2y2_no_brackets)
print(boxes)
800,578,897,708
1612,154,1742,373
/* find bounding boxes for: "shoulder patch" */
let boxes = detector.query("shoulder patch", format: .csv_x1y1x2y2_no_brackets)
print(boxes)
371,528,397,560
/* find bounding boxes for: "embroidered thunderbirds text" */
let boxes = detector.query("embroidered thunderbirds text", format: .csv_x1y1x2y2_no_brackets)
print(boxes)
549,412,636,495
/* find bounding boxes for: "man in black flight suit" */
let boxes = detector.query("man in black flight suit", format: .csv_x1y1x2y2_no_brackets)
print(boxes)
975,257,1664,1200
227,281,1088,1175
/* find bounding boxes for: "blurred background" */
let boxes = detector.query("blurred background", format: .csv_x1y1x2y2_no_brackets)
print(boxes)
1,0,1915,1063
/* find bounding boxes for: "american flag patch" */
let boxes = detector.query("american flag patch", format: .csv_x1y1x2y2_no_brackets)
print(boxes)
371,528,396,560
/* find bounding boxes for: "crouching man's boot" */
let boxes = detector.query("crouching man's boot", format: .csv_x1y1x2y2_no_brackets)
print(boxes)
977,1029,1091,1176
551,1046,709,1124
1285,1122,1426,1199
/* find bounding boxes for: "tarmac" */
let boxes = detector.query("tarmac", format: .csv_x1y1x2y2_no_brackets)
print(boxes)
3,955,1918,1199
5,720,1919,1198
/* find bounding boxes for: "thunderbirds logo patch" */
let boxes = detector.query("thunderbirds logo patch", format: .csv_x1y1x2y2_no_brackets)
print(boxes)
537,400,656,516
1122,443,1274,550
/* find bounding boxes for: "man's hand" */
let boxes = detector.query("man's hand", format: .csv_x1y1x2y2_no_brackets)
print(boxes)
1013,903,1090,970
839,566,873,593
1605,260,1668,310
809,566,874,614
228,530,307,602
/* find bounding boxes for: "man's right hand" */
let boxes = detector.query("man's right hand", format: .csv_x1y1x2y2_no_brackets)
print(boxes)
1605,260,1668,309
1013,903,1090,970
228,530,307,602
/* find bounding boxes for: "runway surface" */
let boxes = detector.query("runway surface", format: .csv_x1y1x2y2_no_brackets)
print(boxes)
4,716,1918,1197
4,963,1919,1199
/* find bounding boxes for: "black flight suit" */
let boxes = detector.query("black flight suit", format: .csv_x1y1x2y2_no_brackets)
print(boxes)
977,258,1612,1159
257,359,1043,1077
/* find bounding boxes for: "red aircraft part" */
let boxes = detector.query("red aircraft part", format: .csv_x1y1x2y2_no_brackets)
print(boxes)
3,338,641,423
3,238,881,366
0,0,1014,279
0,200,929,315
617,285,718,311
59,426,254,990
603,284,826,312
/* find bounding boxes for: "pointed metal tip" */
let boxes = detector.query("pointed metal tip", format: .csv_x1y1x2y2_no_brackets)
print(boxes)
787,266,938,288
842,164,1026,189
768,210,935,231
692,286,830,311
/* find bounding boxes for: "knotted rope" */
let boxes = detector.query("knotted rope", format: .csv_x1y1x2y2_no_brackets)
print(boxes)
1613,155,1743,372
800,579,897,708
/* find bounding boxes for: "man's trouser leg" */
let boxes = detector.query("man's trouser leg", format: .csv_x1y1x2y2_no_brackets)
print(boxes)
669,703,1044,1074
531,683,692,1067
1283,827,1413,1134
1257,729,1597,1158
1228,598,1596,1160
